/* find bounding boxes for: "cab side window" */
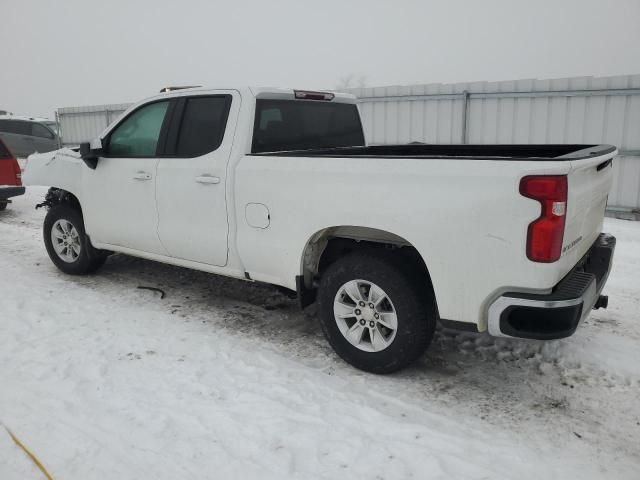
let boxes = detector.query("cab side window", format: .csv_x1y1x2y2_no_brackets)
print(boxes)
174,96,231,157
108,101,169,157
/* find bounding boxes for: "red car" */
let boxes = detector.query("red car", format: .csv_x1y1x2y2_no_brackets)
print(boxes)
0,137,24,210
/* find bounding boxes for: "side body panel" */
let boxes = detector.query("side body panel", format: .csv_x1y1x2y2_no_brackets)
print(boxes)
233,153,615,329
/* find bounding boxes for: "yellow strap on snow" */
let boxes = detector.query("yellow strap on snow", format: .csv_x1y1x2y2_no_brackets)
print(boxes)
4,427,54,480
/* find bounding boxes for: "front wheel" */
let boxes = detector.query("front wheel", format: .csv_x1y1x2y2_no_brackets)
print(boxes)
43,205,107,275
317,251,437,373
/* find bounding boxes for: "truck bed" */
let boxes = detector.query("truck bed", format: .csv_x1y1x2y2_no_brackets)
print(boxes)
254,144,616,161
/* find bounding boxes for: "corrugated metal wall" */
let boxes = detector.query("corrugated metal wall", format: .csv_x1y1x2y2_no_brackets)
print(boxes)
56,75,640,211
57,103,130,147
346,74,640,211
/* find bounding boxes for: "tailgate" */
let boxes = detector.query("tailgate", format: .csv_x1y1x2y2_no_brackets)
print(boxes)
0,159,18,185
0,152,20,186
562,148,616,264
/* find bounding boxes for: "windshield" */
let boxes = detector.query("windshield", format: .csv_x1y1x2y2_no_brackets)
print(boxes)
252,99,365,153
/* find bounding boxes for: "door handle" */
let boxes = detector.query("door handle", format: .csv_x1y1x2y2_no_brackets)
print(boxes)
195,175,220,184
133,171,152,181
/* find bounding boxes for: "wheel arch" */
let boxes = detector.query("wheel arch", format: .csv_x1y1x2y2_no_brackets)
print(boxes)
40,187,84,215
297,225,437,310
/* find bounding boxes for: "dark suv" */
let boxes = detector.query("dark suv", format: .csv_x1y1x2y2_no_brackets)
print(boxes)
0,116,60,158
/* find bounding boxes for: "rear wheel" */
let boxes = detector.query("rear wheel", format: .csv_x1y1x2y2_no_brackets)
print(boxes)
0,201,7,211
43,205,107,274
317,251,436,373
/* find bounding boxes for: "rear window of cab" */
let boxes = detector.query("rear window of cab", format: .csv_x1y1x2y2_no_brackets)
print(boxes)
252,99,364,153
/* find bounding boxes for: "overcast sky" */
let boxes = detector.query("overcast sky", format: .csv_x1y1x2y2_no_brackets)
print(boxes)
2,0,640,118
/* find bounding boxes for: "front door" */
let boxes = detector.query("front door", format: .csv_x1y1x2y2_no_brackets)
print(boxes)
82,100,171,255
155,92,238,266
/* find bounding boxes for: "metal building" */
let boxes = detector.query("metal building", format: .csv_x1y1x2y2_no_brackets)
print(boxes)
56,103,130,147
345,74,640,214
55,74,640,213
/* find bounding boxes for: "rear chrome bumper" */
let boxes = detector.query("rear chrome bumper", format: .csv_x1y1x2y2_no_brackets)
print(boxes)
487,233,616,340
0,186,25,200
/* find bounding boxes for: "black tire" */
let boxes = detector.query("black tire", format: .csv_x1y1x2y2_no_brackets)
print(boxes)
43,205,107,275
0,201,7,211
317,251,437,374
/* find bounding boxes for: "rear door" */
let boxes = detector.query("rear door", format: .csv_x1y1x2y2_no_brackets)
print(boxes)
82,99,172,254
155,92,239,266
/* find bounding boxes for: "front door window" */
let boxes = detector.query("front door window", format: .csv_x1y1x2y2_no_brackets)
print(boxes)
108,101,169,157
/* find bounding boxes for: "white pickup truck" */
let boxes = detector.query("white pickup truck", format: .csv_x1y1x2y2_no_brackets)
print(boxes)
24,86,617,373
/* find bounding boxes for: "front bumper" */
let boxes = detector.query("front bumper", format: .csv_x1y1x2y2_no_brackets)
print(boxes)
0,186,25,201
488,233,616,340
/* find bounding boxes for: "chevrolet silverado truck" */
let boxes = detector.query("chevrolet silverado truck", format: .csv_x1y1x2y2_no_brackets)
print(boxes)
23,87,616,373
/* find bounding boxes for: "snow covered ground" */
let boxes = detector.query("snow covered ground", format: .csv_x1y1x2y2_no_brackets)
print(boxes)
1,187,639,480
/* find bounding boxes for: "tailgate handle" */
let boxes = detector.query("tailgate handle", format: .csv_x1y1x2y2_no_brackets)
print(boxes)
597,159,613,171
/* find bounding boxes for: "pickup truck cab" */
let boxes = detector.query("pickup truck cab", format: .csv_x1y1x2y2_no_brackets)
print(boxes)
24,86,616,373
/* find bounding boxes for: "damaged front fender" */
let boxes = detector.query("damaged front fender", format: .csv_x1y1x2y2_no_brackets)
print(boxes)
23,148,84,200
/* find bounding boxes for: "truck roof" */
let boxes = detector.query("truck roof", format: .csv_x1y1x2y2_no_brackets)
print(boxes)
153,86,358,104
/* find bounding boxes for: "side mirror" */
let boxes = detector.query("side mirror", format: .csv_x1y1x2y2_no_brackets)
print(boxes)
79,141,101,169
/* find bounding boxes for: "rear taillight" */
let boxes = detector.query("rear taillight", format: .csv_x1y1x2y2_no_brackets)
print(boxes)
14,161,22,186
519,175,568,263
